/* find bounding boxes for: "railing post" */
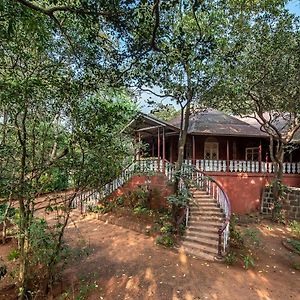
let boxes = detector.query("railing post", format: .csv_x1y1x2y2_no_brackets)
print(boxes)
217,228,222,258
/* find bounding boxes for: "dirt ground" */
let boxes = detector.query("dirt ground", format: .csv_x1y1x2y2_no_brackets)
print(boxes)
1,212,300,300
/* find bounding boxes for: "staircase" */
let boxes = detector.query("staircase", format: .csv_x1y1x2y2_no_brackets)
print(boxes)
181,188,225,261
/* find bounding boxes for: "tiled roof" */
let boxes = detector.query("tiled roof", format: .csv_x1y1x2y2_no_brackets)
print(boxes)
168,109,267,137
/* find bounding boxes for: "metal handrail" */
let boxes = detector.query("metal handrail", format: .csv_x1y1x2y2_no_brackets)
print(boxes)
181,163,232,256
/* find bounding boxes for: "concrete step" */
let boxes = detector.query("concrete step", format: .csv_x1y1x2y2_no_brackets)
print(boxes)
188,220,222,228
181,240,218,256
189,215,224,222
190,206,221,212
187,225,218,234
190,211,224,217
191,202,218,207
178,246,216,261
186,230,219,241
183,235,218,247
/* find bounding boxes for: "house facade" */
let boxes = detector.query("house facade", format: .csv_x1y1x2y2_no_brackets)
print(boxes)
130,109,300,214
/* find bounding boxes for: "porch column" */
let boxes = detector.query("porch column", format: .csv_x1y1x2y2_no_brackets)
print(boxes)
138,132,141,160
157,127,160,171
259,140,262,173
162,127,166,173
151,138,155,157
134,133,138,161
226,139,230,172
170,139,173,163
192,135,196,165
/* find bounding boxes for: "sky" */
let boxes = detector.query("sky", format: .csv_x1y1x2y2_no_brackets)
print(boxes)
139,1,300,113
286,0,300,16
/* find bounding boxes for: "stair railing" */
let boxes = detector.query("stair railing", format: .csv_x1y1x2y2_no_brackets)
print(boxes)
181,164,232,256
73,158,175,212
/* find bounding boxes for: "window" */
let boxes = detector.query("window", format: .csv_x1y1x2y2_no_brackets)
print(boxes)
204,139,219,160
245,147,259,161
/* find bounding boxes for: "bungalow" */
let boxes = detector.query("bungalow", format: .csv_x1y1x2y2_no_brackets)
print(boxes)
129,109,300,214
78,109,300,260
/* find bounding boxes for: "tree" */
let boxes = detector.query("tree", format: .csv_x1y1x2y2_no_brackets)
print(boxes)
208,10,300,218
0,1,138,298
150,103,179,121
131,0,287,205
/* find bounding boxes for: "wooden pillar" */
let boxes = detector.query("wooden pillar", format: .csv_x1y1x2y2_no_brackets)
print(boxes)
138,132,141,160
259,140,262,173
151,138,155,157
226,139,230,172
192,135,196,166
162,127,166,173
134,133,138,161
170,138,173,163
157,127,160,171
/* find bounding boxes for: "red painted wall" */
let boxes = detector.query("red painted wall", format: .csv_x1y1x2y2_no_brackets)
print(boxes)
209,172,300,214
109,172,300,214
109,174,174,209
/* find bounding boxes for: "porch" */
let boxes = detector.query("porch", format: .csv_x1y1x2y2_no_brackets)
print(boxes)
130,112,300,175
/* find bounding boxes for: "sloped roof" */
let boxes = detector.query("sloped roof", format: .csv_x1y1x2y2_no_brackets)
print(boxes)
124,113,179,137
236,114,300,142
168,109,267,138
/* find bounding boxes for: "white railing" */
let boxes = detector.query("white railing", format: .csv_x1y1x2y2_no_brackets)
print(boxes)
181,164,231,254
72,158,175,212
184,159,300,174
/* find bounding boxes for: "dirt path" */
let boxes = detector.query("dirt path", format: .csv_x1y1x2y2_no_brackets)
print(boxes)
60,215,300,300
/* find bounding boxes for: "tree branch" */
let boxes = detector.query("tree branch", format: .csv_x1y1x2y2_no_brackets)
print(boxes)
15,0,119,17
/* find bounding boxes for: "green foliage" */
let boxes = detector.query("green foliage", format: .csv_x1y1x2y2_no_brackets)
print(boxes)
229,215,244,248
0,204,16,223
167,187,191,208
39,168,69,193
224,251,238,265
7,249,20,261
243,228,261,248
160,223,175,235
156,234,175,248
287,239,300,254
29,218,69,267
241,253,255,270
228,215,261,269
89,201,117,214
290,220,300,238
150,104,179,121
287,253,300,271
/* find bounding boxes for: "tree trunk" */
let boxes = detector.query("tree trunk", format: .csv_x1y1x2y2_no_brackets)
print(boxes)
2,193,13,244
269,137,285,221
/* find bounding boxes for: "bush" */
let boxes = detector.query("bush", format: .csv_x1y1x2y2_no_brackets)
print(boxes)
7,249,20,261
224,251,238,265
0,204,16,223
241,253,255,269
290,220,300,238
160,223,175,234
287,239,300,254
156,234,174,247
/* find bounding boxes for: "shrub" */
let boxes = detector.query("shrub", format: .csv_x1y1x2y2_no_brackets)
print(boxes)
290,220,300,238
243,228,261,248
241,253,255,269
7,249,20,261
0,204,16,223
156,234,174,247
287,239,300,254
160,223,175,234
224,251,238,265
